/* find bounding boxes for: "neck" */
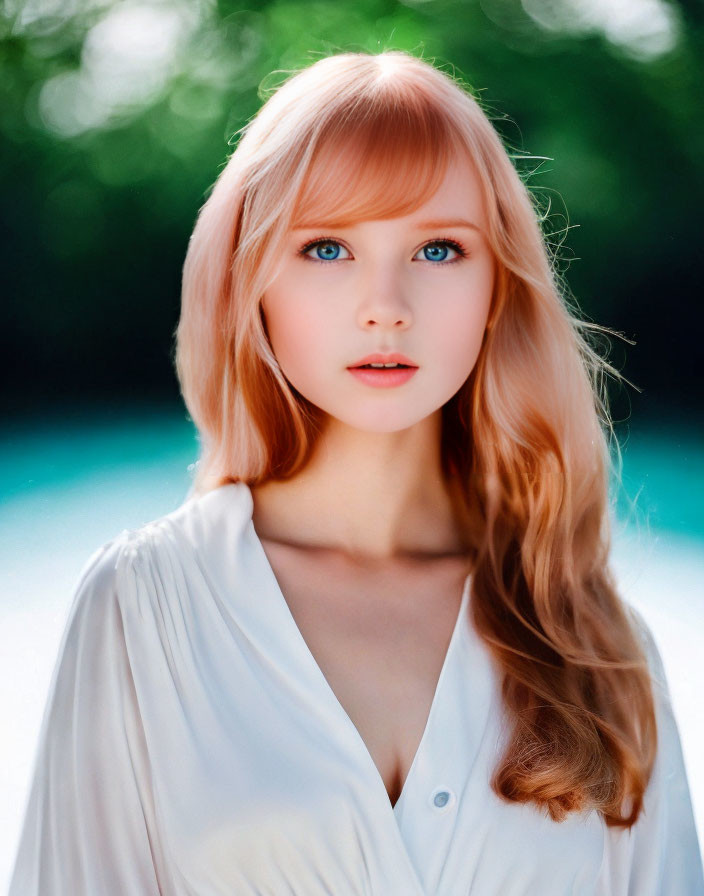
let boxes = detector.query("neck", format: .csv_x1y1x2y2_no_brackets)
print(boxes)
250,411,471,561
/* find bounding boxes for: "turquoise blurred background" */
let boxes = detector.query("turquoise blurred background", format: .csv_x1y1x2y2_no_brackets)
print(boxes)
2,0,703,887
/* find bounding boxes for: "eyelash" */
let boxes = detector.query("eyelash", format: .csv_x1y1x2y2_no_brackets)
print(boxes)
297,236,469,264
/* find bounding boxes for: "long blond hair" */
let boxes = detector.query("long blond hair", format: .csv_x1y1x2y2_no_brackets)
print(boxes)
174,50,656,827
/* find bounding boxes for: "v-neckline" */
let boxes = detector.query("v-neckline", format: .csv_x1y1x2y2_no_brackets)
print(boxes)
243,483,471,816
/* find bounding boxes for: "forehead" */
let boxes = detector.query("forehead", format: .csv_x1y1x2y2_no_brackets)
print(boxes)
290,114,483,230
293,160,487,236
409,160,486,226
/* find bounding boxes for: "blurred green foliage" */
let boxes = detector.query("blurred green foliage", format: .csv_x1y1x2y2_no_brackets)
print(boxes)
2,0,702,420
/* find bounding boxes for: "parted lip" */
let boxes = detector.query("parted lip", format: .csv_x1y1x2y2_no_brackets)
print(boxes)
348,352,418,368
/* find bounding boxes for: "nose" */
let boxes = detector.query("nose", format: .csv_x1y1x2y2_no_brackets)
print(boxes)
356,267,413,331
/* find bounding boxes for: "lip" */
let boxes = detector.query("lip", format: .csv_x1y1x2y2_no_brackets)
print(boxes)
348,367,417,388
347,352,418,369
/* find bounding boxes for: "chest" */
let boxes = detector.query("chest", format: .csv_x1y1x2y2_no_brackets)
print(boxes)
124,519,612,895
256,541,471,807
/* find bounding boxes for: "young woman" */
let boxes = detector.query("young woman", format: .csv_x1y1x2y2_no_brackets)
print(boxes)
10,51,703,895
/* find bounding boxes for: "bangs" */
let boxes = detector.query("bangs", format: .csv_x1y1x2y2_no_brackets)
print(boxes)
291,93,465,229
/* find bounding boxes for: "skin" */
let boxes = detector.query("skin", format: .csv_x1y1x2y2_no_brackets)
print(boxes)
250,155,496,805
254,155,495,561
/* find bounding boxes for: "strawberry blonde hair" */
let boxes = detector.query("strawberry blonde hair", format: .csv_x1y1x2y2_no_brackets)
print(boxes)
174,50,656,827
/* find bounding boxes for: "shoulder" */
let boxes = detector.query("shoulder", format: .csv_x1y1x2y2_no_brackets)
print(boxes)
69,481,254,622
623,602,688,787
613,607,704,892
622,604,684,781
623,602,669,700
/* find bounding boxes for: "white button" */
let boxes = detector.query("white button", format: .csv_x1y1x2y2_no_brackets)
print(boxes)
430,788,455,810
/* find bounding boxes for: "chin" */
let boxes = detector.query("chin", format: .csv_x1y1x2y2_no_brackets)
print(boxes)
328,407,438,434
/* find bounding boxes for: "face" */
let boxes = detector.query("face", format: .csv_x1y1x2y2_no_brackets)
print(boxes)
260,156,495,434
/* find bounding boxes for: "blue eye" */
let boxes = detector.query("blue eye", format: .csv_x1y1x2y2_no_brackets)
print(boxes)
298,237,467,264
423,245,449,262
301,240,350,262
415,241,466,263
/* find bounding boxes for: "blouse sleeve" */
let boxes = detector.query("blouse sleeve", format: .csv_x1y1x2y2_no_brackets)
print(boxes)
8,535,165,895
623,606,704,895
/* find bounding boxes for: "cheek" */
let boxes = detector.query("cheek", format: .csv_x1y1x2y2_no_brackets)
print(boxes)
262,291,338,385
424,285,492,381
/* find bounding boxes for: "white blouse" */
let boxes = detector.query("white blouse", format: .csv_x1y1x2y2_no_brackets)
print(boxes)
9,482,704,895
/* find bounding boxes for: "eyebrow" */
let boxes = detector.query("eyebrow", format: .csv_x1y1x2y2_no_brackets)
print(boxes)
412,218,481,232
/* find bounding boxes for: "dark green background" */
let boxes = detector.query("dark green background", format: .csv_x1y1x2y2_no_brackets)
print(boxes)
3,0,702,427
